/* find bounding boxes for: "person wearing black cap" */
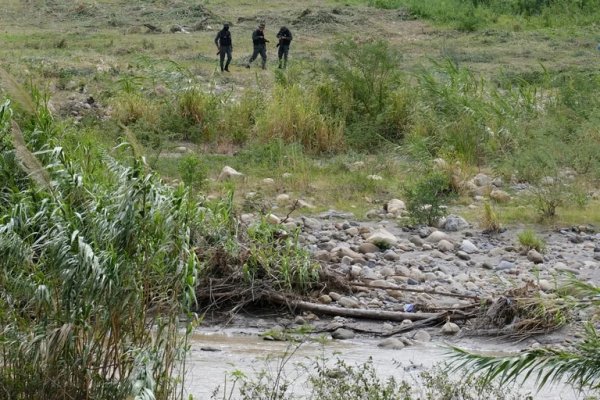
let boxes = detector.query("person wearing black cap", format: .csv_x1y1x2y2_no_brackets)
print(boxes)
276,26,293,69
215,23,232,72
246,22,269,69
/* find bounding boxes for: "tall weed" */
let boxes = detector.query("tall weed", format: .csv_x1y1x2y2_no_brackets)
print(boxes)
0,102,198,399
256,84,344,154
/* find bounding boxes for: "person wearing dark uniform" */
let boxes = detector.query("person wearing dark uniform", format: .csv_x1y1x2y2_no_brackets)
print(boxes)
246,22,269,69
276,26,293,69
215,23,232,72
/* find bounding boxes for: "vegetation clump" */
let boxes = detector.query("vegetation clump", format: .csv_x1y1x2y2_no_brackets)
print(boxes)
403,170,455,226
517,229,546,252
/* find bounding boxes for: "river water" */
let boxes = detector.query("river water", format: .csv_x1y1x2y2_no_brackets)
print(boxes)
182,329,588,400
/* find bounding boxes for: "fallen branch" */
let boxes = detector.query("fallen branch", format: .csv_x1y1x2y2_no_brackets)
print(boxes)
264,291,443,322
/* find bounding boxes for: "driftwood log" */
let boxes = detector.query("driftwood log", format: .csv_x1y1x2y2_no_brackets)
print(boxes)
266,291,447,322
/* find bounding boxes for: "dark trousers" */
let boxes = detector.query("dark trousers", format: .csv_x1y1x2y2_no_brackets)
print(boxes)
278,45,290,67
249,44,267,68
219,46,232,70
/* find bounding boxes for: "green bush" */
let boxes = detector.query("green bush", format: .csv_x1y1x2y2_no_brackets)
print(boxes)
316,39,405,151
403,170,454,226
178,153,207,191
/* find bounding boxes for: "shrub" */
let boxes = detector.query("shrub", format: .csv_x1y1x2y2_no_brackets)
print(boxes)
178,153,207,191
316,39,404,151
403,170,454,226
517,229,546,252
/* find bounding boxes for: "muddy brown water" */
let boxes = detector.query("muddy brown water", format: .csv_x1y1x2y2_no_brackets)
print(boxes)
182,329,587,400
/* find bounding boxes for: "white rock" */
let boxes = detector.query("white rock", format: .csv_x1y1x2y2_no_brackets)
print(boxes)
386,199,406,215
276,194,290,204
266,214,281,224
350,265,362,279
460,240,479,254
262,178,275,185
366,228,398,248
441,322,460,335
218,165,244,180
367,174,383,181
413,330,431,342
297,199,316,209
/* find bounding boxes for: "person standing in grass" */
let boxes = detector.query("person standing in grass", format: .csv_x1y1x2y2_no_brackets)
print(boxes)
276,26,293,69
215,23,232,72
246,22,269,69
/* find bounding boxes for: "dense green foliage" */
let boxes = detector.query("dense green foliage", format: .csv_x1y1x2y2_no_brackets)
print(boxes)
403,170,454,225
366,0,600,30
0,98,200,399
106,42,600,193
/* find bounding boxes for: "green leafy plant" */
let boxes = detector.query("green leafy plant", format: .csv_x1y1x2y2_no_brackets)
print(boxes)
403,170,454,226
178,153,207,192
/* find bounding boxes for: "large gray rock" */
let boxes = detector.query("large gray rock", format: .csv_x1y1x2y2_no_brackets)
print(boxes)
527,249,544,264
496,260,516,271
442,215,469,232
473,173,492,187
378,338,405,350
460,240,479,254
441,322,461,335
426,231,452,244
437,239,455,253
358,242,380,254
338,296,360,308
332,328,355,340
